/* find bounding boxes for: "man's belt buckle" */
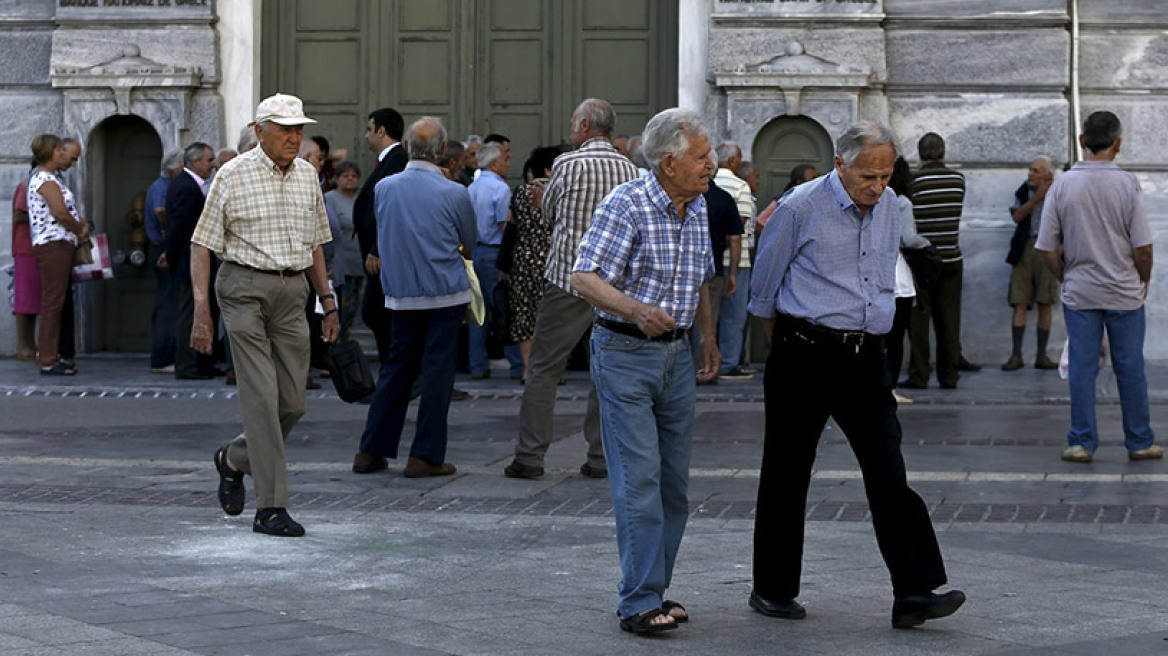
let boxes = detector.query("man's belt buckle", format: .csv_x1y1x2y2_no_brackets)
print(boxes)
841,332,865,353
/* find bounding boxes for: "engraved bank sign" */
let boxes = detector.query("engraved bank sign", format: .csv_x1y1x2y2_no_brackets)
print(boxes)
57,0,212,19
716,0,882,17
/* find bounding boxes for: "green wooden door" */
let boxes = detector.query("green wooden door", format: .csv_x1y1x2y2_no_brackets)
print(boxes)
261,0,676,178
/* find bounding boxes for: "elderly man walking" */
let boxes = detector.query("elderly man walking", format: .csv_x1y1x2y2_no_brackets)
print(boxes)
355,117,476,477
573,108,720,634
1036,111,1160,464
504,98,638,480
191,93,339,537
749,122,964,628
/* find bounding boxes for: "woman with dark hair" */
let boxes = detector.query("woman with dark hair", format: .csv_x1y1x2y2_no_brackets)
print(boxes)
10,162,38,361
886,156,932,404
505,145,565,379
784,164,818,193
27,134,87,375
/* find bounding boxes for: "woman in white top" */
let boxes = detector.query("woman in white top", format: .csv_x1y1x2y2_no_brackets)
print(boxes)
27,134,88,375
887,157,932,404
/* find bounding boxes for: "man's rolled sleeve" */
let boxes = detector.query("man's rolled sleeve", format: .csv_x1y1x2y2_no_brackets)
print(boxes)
191,171,229,253
573,196,634,287
748,201,799,319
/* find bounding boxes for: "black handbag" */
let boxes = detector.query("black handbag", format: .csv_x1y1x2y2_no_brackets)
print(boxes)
902,244,942,293
324,339,375,403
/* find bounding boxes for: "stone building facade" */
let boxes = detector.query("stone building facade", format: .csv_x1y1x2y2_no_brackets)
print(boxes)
1,0,1166,363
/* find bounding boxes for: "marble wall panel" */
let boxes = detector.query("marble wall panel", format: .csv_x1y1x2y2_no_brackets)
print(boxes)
0,90,64,158
51,26,219,85
889,95,1067,166
1079,31,1168,91
0,0,55,20
885,30,1068,87
708,27,887,80
1079,96,1168,167
188,90,223,149
1079,1,1168,25
0,30,52,85
884,0,1064,20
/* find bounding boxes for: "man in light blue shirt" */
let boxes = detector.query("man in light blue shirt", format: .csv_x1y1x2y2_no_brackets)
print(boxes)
467,142,523,379
145,150,183,373
358,117,477,479
748,122,964,629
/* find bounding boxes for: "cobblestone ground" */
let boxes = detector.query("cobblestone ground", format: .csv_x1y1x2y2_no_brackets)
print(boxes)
1,355,1167,655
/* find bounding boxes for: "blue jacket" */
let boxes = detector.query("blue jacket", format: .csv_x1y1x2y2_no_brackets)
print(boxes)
374,160,478,309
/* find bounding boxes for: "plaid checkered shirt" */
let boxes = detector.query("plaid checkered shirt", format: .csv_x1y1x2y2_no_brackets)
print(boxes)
573,173,714,329
542,137,639,296
192,145,331,271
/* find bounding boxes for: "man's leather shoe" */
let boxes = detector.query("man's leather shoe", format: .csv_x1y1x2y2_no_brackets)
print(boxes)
503,459,544,479
225,369,236,386
891,590,966,628
352,452,388,474
958,356,981,372
177,373,213,380
748,591,806,619
1001,355,1024,371
580,462,608,479
452,388,470,402
1129,444,1163,460
898,378,927,390
403,457,456,478
1034,354,1059,370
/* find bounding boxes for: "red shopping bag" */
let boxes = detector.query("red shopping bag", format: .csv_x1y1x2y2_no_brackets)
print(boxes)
72,233,114,283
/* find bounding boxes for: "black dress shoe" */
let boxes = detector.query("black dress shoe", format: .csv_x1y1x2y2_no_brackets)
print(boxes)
749,591,806,619
892,590,966,628
177,373,213,380
579,462,608,479
957,357,981,372
898,378,927,390
503,459,544,479
213,445,245,516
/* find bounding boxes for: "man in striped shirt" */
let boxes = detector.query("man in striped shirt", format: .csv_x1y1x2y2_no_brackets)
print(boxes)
904,133,966,389
713,141,757,380
504,98,639,480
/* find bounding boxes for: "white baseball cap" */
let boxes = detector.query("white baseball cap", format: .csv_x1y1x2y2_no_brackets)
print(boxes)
253,93,317,126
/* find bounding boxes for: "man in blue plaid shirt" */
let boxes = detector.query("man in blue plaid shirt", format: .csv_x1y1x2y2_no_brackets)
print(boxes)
572,108,721,635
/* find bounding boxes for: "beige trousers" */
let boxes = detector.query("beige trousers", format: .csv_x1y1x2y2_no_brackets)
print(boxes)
217,262,310,509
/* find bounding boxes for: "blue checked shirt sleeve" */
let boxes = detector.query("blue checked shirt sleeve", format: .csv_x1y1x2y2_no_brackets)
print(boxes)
748,199,800,319
573,193,636,286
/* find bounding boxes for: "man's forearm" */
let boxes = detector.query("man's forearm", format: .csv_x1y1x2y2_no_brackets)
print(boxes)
190,244,212,304
1038,249,1063,282
571,271,640,321
695,282,715,339
1134,245,1153,284
309,247,331,296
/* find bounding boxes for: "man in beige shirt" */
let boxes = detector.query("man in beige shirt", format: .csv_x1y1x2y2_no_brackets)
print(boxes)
190,93,338,537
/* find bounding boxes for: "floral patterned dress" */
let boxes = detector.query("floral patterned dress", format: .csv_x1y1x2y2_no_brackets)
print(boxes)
507,177,551,342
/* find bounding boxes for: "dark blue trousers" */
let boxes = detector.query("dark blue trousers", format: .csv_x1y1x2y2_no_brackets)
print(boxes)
358,303,464,465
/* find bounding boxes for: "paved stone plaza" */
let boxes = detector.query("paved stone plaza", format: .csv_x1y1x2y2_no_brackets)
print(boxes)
1,355,1167,655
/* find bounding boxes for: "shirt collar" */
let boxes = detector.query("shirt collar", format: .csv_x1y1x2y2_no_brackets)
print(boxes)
184,168,206,187
579,136,614,151
646,172,704,222
826,170,856,211
404,159,443,175
478,169,505,183
378,142,400,162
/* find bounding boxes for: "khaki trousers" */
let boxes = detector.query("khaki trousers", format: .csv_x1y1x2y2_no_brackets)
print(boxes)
217,262,310,509
514,283,604,469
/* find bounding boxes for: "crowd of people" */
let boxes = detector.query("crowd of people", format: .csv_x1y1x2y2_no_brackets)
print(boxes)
8,92,1159,634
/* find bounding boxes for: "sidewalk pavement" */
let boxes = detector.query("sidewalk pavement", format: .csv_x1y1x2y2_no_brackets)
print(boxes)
1,353,1167,655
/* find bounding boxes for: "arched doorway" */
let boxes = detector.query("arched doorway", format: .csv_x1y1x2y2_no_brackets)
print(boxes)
750,115,834,206
87,115,163,352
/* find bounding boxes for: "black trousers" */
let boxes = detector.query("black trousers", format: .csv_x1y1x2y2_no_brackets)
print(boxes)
886,297,914,385
907,261,963,387
175,277,218,378
753,318,947,601
361,272,394,362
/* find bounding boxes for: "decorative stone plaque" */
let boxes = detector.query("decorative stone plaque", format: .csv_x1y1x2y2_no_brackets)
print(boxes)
713,0,883,18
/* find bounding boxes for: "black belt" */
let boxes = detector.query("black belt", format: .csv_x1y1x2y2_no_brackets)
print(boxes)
230,261,306,277
596,317,689,343
477,242,501,248
775,314,875,353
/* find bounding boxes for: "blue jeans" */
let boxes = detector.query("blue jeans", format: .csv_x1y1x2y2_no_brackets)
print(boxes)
590,324,695,619
469,247,523,377
718,267,750,372
1064,305,1155,453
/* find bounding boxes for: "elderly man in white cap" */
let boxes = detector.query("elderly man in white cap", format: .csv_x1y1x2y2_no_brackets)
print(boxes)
190,93,339,537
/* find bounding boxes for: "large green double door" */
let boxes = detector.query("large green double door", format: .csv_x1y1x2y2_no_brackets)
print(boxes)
262,0,678,174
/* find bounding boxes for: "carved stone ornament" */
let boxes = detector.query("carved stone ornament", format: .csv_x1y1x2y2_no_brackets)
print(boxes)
714,40,873,118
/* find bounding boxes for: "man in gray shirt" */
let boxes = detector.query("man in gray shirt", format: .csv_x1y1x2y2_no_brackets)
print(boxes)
1036,111,1160,464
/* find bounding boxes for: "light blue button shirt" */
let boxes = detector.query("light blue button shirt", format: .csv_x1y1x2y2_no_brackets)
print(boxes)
468,170,510,245
749,170,899,335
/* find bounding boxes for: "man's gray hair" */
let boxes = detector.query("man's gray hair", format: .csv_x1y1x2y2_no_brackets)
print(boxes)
160,149,183,175
464,134,482,148
572,98,616,136
183,142,212,166
476,142,503,170
237,125,258,153
835,122,898,165
641,108,710,172
715,141,741,167
1032,155,1053,173
738,161,757,178
405,116,447,162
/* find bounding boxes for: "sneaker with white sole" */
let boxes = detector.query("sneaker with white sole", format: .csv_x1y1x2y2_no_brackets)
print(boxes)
719,365,754,381
891,389,914,405
1061,445,1093,463
1129,444,1163,460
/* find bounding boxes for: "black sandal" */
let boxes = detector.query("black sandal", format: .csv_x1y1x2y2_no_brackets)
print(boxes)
619,607,677,634
213,445,245,516
662,600,689,623
253,508,305,537
39,362,75,376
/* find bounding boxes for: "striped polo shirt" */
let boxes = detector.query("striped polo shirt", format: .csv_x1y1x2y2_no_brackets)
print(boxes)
909,162,965,264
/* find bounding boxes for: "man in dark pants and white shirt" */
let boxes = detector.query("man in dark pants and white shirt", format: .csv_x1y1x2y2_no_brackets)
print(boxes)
748,122,965,628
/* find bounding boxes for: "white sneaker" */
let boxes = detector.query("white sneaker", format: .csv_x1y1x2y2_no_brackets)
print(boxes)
151,364,175,374
891,389,913,405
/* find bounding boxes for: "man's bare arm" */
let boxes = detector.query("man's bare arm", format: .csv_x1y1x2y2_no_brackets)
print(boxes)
1038,248,1063,282
1134,244,1153,284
